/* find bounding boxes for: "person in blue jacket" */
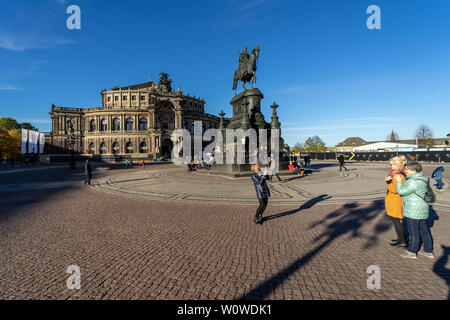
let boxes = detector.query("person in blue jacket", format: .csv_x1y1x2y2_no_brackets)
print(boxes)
251,163,270,225
431,166,445,191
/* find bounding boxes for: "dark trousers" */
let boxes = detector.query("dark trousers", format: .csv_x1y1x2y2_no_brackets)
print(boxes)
388,216,407,244
270,173,281,182
339,163,348,171
256,197,268,218
84,174,92,185
436,179,443,190
405,217,433,254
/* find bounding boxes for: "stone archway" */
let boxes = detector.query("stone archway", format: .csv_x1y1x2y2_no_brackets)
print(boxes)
156,100,175,131
161,138,173,158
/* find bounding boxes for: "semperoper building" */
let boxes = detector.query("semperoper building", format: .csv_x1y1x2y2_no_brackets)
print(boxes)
46,73,221,159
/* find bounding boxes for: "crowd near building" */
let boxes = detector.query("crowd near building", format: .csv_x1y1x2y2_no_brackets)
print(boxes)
45,73,221,159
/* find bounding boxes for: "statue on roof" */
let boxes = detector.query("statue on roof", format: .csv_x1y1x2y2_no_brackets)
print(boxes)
158,72,172,92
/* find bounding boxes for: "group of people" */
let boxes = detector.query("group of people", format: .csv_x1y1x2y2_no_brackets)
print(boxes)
186,150,216,172
385,155,438,259
288,161,306,177
124,159,146,170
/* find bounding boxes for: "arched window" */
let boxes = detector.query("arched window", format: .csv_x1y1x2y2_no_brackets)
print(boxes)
112,142,120,154
99,142,107,154
100,119,107,131
139,118,147,131
113,118,120,131
88,142,95,154
89,119,96,132
126,118,133,131
139,141,147,153
125,141,133,154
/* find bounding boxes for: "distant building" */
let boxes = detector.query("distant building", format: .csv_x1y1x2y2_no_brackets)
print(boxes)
336,135,450,152
335,137,367,152
46,73,222,158
353,142,417,152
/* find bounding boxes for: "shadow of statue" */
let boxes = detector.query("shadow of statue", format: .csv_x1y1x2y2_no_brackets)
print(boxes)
433,245,450,300
240,199,387,300
262,194,331,222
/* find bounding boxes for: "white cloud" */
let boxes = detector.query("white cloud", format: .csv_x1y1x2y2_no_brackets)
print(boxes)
0,32,75,52
236,0,271,11
16,119,51,124
283,123,391,132
0,85,19,90
275,85,308,94
329,117,405,122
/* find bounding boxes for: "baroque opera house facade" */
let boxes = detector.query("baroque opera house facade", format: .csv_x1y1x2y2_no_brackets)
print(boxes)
46,73,221,159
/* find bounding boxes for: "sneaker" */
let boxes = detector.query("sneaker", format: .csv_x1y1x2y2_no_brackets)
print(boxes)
390,241,407,247
400,251,417,259
418,251,435,259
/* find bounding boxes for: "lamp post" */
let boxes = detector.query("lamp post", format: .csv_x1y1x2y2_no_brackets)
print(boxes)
396,145,399,157
68,133,77,169
66,118,76,169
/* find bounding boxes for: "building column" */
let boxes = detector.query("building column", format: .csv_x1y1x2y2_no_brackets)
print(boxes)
175,110,182,129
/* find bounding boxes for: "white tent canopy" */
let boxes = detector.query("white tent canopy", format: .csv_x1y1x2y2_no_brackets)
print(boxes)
353,142,417,152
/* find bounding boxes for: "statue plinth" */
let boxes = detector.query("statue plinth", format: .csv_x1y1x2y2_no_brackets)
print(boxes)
227,88,265,129
209,87,289,177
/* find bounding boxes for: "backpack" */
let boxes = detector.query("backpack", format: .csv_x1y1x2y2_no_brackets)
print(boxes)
422,178,436,204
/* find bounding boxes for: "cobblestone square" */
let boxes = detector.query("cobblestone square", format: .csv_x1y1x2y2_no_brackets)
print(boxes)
1,161,449,300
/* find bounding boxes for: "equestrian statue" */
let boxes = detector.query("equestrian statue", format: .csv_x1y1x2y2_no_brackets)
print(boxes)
232,45,260,94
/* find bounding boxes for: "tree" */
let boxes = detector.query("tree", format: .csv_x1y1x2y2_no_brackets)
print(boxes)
20,122,38,131
386,130,399,142
303,135,327,153
415,124,434,146
415,124,433,140
292,142,304,153
0,117,38,131
0,117,21,130
0,126,21,161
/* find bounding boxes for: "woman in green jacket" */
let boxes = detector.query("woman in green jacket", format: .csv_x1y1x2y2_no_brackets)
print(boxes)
395,161,434,259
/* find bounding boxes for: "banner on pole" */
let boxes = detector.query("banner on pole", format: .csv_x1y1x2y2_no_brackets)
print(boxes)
21,129,29,154
28,130,39,154
39,133,45,154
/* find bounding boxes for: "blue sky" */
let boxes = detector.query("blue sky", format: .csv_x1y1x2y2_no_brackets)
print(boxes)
1,0,449,146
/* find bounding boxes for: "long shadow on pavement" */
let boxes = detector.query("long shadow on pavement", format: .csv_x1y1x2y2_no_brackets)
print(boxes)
262,194,332,222
433,245,450,300
240,199,387,300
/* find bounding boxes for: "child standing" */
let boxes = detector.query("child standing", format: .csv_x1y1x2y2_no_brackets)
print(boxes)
395,162,434,259
431,165,445,192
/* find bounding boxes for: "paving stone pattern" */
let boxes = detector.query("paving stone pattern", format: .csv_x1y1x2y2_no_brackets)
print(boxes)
0,161,449,299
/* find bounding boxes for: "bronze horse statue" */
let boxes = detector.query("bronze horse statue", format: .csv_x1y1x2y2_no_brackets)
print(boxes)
233,46,260,93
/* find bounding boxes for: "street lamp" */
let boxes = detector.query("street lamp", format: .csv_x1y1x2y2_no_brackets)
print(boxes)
68,133,77,169
66,118,77,169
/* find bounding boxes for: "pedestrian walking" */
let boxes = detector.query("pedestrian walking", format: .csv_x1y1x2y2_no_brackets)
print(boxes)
395,161,434,259
385,156,408,248
431,165,445,192
84,160,92,186
269,155,281,182
251,164,270,225
338,154,349,171
307,154,312,168
125,159,130,168
140,159,145,171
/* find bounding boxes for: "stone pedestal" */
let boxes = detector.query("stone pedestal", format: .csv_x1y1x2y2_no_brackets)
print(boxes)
210,88,288,177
